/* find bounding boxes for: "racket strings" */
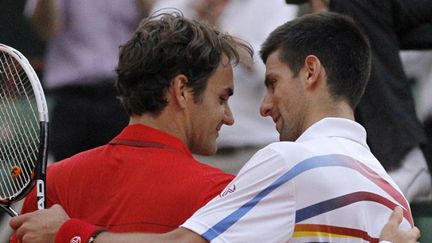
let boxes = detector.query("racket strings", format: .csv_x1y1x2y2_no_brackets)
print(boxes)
0,52,40,200
0,61,36,199
1,58,39,158
5,55,40,154
0,57,31,197
0,76,33,196
0,54,39,159
0,57,33,198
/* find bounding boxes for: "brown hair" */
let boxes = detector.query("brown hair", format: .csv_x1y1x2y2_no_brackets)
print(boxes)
116,11,253,115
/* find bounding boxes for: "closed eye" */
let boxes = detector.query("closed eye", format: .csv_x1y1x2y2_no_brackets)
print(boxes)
265,78,276,89
220,87,233,104
220,95,229,104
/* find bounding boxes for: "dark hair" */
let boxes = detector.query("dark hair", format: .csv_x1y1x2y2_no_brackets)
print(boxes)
116,11,253,115
260,12,371,108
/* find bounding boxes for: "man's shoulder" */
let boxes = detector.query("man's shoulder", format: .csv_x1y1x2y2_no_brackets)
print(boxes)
48,146,106,173
236,141,315,174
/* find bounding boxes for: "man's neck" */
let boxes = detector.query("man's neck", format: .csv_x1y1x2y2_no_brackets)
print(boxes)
129,112,188,146
302,100,355,134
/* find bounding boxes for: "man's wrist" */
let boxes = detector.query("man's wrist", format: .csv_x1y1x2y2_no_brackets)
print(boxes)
55,218,105,243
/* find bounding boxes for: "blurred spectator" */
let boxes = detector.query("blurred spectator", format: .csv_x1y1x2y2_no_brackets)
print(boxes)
24,0,155,161
401,50,432,125
0,0,45,77
401,49,432,190
152,0,298,173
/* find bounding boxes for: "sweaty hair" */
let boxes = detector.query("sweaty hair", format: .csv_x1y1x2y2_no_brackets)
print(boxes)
260,12,371,108
116,11,253,116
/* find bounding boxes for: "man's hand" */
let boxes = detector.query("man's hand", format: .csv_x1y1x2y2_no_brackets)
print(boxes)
10,204,70,243
380,206,421,243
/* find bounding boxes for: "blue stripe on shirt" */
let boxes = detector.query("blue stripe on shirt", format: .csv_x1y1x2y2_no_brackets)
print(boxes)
201,154,351,240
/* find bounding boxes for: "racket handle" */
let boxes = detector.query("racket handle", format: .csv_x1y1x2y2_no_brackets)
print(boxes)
36,179,46,210
0,204,18,217
36,121,49,210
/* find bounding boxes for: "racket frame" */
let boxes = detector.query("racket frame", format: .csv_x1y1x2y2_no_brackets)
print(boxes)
0,43,49,216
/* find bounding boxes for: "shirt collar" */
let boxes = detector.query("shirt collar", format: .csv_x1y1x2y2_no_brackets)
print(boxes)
296,117,370,150
114,124,193,158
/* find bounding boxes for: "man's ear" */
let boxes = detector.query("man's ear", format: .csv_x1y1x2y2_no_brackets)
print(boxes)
170,74,190,108
303,55,325,90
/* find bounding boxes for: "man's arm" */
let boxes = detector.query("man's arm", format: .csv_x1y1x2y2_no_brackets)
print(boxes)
95,228,206,243
10,204,420,243
9,204,206,243
85,206,422,243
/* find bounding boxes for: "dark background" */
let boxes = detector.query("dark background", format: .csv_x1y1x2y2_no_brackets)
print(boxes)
0,0,46,76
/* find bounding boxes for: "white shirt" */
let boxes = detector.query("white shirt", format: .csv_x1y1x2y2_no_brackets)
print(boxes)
182,118,412,242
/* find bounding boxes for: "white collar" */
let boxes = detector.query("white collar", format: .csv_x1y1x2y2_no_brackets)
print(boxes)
296,117,370,150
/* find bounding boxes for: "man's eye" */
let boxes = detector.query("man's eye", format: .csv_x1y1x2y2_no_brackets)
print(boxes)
265,79,276,88
268,80,276,88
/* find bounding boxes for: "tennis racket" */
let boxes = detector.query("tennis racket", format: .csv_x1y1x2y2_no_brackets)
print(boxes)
0,44,49,217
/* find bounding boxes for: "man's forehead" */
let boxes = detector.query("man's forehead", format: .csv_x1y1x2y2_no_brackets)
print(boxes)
206,64,234,90
265,51,294,73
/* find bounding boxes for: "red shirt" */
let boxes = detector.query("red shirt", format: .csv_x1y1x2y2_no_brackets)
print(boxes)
19,124,234,233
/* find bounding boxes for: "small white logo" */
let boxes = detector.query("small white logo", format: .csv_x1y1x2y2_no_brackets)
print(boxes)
36,180,45,209
219,184,236,197
70,236,81,243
